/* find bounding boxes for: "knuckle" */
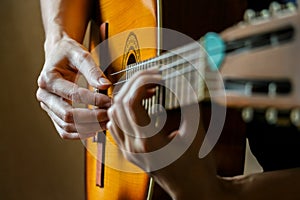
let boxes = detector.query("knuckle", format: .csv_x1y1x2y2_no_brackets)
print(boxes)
62,123,74,133
67,89,80,102
97,110,108,122
76,50,90,65
88,64,99,74
122,97,130,107
39,102,46,110
93,93,102,106
100,121,108,131
136,70,147,77
81,51,90,60
122,97,130,106
37,70,56,90
60,132,70,140
114,95,122,104
36,88,43,101
137,77,148,87
37,74,47,89
110,107,117,118
123,97,134,109
62,109,74,123
39,102,48,112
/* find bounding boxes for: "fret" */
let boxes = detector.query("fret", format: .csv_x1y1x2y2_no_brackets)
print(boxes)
164,56,172,110
173,55,180,109
145,98,149,110
155,86,160,113
120,40,206,112
178,63,185,106
179,61,185,108
171,54,178,109
152,61,158,114
159,65,165,113
149,61,155,113
182,60,193,106
147,96,152,115
147,61,153,114
180,46,189,108
168,55,174,110
187,61,192,106
196,50,206,102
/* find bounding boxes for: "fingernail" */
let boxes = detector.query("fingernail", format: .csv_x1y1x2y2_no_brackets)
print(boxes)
99,78,111,85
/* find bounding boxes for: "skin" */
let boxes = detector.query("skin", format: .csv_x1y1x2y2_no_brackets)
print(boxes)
36,0,112,139
107,69,300,200
37,0,300,199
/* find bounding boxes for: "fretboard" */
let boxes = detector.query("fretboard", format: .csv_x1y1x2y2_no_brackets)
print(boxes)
115,40,208,112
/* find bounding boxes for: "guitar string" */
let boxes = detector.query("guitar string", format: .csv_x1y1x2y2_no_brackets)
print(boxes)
111,64,223,96
107,28,291,78
107,39,226,99
109,40,205,76
112,52,202,86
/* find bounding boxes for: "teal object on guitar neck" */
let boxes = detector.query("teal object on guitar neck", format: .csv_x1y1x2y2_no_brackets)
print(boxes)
203,32,225,71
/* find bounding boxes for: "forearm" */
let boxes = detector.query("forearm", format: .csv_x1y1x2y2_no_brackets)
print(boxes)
40,0,92,50
222,168,300,200
158,154,300,200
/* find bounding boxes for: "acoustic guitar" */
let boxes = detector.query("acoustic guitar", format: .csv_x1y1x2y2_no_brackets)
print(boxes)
84,0,300,199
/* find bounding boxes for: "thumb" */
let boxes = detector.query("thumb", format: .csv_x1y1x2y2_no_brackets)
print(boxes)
69,48,111,90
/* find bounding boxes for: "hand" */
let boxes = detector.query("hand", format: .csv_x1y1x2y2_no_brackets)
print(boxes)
36,34,112,140
107,69,172,159
107,69,222,199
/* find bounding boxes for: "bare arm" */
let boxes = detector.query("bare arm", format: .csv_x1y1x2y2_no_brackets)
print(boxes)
40,0,91,52
221,168,300,200
37,0,111,139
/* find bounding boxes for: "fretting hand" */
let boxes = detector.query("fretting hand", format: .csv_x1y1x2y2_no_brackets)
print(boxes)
107,69,222,199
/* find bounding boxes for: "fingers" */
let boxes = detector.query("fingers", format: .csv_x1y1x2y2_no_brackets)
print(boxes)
41,102,105,139
38,73,112,107
37,88,110,122
38,36,113,139
107,102,134,138
51,117,97,140
67,41,111,90
38,37,112,105
113,69,162,127
37,88,108,139
108,69,165,151
41,75,111,108
123,75,161,127
114,68,160,103
109,70,162,141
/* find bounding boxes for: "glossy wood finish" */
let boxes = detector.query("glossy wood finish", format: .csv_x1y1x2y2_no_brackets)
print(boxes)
86,1,157,200
86,1,249,200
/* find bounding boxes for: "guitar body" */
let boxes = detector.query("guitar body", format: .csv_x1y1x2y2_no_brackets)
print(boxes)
86,0,157,200
86,0,249,199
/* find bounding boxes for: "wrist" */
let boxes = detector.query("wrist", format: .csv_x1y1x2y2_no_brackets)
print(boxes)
43,29,70,56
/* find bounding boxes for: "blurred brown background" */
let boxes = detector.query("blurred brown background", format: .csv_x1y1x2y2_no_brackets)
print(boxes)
0,1,85,199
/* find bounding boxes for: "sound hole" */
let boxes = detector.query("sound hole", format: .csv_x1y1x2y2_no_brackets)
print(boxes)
127,53,136,65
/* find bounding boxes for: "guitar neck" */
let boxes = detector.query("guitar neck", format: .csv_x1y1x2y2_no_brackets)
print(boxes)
115,40,208,111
